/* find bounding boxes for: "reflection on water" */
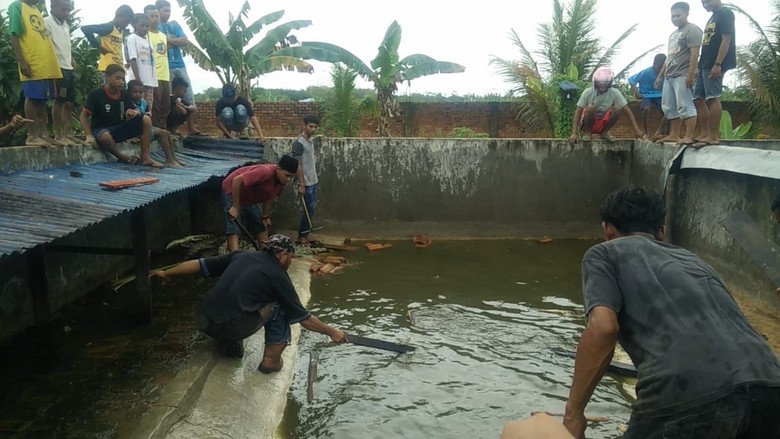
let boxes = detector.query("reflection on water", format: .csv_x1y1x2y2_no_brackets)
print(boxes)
280,239,632,439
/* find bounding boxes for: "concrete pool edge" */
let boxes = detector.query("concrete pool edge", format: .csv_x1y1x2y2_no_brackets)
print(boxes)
128,259,312,439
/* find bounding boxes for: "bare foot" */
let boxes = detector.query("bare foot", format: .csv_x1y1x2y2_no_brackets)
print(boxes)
27,136,52,148
139,160,165,168
175,158,186,167
165,160,183,168
655,136,680,144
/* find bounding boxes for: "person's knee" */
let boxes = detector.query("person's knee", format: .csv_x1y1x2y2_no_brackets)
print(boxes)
97,131,113,147
235,104,248,117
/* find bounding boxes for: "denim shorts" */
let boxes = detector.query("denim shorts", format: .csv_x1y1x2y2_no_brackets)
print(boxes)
55,69,76,102
661,76,697,120
222,191,265,235
624,384,780,438
693,68,724,101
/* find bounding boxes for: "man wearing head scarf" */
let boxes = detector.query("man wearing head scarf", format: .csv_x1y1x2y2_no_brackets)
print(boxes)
568,67,644,144
222,155,300,252
151,234,347,373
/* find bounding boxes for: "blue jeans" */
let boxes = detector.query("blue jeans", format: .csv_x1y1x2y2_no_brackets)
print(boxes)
220,104,249,132
298,183,318,238
222,192,264,236
624,384,780,438
264,303,292,344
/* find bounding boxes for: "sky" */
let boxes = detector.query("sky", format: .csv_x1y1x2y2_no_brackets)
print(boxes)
1,0,774,96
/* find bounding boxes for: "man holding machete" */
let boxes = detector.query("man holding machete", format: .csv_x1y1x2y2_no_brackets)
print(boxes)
563,186,780,439
151,234,347,373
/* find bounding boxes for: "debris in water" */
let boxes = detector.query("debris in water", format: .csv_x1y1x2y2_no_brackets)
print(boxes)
538,237,554,244
365,243,392,251
412,234,432,248
516,281,527,285
307,350,319,403
407,309,416,326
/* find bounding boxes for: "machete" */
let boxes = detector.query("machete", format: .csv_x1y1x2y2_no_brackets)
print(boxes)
721,210,780,288
345,333,416,353
551,347,637,378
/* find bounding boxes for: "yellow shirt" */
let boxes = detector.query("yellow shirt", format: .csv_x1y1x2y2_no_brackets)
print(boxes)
98,26,124,72
148,30,170,81
9,1,62,81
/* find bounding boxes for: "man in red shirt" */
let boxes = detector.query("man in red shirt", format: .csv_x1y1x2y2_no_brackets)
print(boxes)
222,155,299,251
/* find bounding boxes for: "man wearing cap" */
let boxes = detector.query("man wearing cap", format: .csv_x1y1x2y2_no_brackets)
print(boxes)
222,155,300,252
151,234,348,373
215,83,266,141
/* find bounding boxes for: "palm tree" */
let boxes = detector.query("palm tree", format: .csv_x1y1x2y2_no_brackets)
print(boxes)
271,21,465,136
729,1,780,133
175,0,316,98
490,0,660,137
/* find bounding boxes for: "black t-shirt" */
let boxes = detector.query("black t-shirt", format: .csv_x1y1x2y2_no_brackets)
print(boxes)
215,96,254,117
198,251,311,324
699,7,736,71
83,86,137,130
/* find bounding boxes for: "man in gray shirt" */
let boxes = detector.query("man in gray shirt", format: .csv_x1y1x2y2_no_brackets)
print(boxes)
563,186,780,438
291,114,320,245
654,2,702,146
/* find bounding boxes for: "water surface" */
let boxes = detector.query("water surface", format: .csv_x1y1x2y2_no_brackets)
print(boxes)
280,239,632,439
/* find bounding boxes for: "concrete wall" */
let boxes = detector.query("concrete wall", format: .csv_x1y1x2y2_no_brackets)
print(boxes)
263,138,632,239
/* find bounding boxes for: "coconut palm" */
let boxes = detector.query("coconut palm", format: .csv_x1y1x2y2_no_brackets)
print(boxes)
270,20,465,136
490,0,660,137
729,1,780,132
176,0,316,98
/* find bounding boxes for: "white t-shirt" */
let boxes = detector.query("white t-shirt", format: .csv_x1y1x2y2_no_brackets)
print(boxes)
125,34,158,87
44,15,72,70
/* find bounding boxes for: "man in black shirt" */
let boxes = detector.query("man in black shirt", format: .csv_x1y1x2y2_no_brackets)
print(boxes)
79,64,162,167
215,83,266,141
166,76,195,135
151,234,347,373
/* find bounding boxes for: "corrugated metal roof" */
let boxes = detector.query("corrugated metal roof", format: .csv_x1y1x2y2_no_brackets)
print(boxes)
183,137,266,161
0,148,243,259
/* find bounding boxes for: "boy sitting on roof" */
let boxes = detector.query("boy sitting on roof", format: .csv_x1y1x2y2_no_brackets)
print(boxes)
80,64,163,167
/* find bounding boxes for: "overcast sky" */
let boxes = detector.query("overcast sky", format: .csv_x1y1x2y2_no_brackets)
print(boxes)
0,0,772,95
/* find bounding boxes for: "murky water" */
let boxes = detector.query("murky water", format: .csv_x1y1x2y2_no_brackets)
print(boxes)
280,239,633,439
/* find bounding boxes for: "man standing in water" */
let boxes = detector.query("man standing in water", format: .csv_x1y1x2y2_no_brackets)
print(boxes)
563,186,780,438
151,234,347,373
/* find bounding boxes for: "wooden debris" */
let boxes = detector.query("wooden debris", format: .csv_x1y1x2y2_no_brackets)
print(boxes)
99,176,159,190
310,254,352,275
537,237,554,244
316,242,357,252
364,243,385,251
318,263,336,274
307,350,319,403
407,309,416,326
323,256,347,265
412,234,432,248
309,262,324,273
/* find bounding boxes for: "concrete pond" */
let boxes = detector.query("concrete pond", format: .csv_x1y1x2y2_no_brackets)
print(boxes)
0,137,778,437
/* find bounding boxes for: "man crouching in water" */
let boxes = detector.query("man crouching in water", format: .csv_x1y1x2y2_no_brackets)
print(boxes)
151,234,347,373
563,186,780,438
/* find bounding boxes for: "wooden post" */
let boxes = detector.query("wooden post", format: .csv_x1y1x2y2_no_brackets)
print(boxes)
28,245,50,323
132,207,152,322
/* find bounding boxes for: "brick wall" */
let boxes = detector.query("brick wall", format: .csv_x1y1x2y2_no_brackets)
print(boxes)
192,100,753,139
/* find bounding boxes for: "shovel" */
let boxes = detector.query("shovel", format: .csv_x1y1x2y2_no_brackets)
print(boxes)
300,194,324,235
232,218,262,251
345,333,416,353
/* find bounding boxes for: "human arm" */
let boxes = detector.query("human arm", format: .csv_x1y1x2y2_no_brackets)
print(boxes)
10,36,31,79
299,315,347,343
291,140,306,195
654,64,667,89
627,72,641,99
709,34,732,80
229,175,244,219
568,107,583,144
166,22,188,47
0,115,30,139
129,59,141,84
81,23,115,54
216,116,233,138
622,105,644,138
563,306,619,439
79,110,95,145
250,116,266,143
150,259,201,284
261,198,273,229
7,3,31,78
687,46,700,88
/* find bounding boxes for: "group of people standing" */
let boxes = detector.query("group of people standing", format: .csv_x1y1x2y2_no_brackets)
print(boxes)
569,0,735,148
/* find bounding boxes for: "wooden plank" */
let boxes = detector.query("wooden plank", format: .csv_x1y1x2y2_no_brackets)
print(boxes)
315,243,358,252
100,177,160,190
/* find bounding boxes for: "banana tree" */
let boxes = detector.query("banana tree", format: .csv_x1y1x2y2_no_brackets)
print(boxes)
269,20,465,136
176,0,315,98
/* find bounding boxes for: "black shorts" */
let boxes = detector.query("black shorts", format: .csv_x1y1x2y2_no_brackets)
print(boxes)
55,69,76,102
92,116,143,144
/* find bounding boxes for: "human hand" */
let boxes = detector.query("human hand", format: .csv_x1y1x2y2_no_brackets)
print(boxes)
562,412,586,439
634,129,644,139
99,46,110,55
685,74,695,89
633,91,642,100
18,60,32,78
223,132,235,139
568,134,578,145
228,206,239,220
331,329,347,343
709,65,722,80
85,135,97,147
297,184,305,195
128,137,140,144
10,115,30,129
654,78,662,89
126,109,140,119
262,217,272,228
150,270,171,285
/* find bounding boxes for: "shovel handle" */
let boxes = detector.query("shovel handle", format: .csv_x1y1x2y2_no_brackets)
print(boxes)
232,218,261,251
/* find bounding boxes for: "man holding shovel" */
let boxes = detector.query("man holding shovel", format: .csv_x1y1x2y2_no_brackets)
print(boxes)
291,115,320,245
151,234,347,373
222,155,299,252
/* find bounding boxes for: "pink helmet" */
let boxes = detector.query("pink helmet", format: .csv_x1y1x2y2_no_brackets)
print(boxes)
593,67,614,89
